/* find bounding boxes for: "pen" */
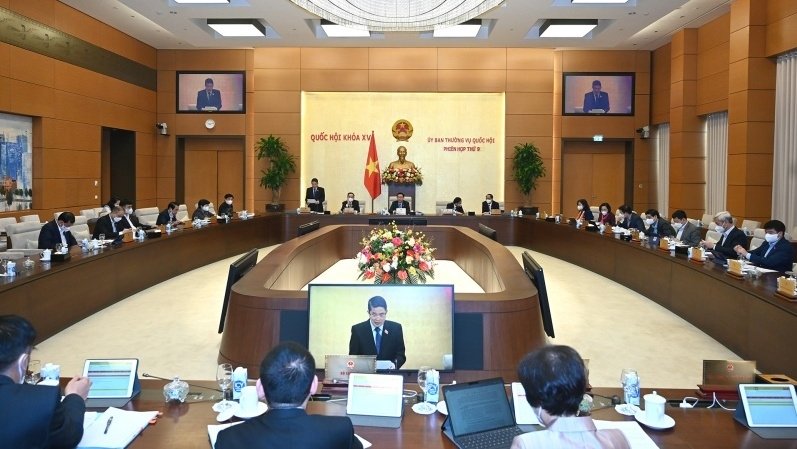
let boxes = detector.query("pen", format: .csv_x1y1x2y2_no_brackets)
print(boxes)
104,416,113,434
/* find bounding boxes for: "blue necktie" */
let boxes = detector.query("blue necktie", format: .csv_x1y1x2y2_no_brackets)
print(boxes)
374,327,382,354
764,241,775,258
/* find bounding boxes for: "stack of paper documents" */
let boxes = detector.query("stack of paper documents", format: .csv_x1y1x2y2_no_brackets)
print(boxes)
78,407,158,449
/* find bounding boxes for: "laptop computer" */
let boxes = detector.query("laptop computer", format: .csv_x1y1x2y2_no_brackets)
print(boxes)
324,355,376,384
83,358,140,408
442,378,525,449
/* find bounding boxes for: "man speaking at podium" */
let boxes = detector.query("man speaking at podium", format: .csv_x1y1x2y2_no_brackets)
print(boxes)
349,296,406,369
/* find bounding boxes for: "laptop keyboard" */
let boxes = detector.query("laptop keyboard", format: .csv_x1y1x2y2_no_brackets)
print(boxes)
457,426,524,449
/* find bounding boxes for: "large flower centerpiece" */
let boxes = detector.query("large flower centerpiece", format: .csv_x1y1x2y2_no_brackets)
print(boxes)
381,166,423,185
357,222,435,284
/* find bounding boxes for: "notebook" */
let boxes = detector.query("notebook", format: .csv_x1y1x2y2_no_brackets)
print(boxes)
442,378,525,449
324,355,376,383
83,359,140,408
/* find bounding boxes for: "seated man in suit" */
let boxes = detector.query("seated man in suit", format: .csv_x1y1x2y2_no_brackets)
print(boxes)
218,194,235,217
349,296,406,369
192,199,215,221
38,212,78,250
156,202,181,226
196,78,222,111
617,204,644,230
446,197,465,215
119,199,153,231
0,315,91,449
216,342,362,449
93,206,131,240
701,211,748,259
643,209,675,239
340,192,360,213
583,79,610,113
388,193,411,215
482,194,500,214
671,210,701,246
734,220,794,272
305,178,326,213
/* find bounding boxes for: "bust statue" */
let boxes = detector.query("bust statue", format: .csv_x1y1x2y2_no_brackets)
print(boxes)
387,146,416,170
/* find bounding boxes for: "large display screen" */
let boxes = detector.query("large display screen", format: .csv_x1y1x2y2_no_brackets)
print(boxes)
308,284,454,371
562,72,635,116
176,71,245,113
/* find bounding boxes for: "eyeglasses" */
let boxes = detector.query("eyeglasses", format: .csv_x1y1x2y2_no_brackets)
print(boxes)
369,312,386,318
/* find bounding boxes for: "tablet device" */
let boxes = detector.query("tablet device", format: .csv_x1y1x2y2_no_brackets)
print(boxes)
738,384,797,428
346,373,403,428
83,359,139,407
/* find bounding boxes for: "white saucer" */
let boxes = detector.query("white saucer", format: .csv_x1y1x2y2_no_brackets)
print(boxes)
412,402,437,415
234,402,268,419
216,404,237,422
437,401,448,415
614,404,640,416
634,410,675,430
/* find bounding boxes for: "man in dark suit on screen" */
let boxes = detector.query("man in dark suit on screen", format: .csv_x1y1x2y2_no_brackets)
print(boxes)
196,78,222,111
38,212,78,250
216,342,362,449
583,79,610,113
305,178,326,213
0,315,91,449
349,296,406,369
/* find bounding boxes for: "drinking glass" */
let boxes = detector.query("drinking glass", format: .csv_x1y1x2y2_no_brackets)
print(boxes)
25,359,41,385
214,363,234,412
416,366,435,413
98,233,105,242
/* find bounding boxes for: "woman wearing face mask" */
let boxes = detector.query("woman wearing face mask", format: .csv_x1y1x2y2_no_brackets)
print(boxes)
575,199,594,222
596,202,615,226
218,193,235,217
340,192,360,213
192,199,215,220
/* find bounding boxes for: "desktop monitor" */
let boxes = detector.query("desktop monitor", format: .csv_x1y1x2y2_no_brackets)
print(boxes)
176,71,245,113
218,248,259,333
562,72,635,116
523,252,554,338
307,284,454,372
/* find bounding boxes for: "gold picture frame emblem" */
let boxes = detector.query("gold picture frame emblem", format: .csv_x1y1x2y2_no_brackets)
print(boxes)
392,119,413,141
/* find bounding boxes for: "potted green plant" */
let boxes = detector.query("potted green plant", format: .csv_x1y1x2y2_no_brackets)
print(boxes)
511,142,546,214
256,135,296,212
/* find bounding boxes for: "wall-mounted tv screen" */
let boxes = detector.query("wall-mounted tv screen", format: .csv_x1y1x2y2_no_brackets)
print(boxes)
562,72,635,116
308,284,454,372
176,71,245,113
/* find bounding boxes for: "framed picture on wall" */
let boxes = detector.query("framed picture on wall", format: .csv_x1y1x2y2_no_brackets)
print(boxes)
562,72,635,116
176,71,246,113
0,113,33,211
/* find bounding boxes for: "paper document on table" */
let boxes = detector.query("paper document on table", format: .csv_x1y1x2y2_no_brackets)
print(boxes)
83,412,99,430
208,422,243,448
306,199,318,204
512,382,541,425
355,434,372,448
756,267,778,274
78,407,157,449
594,420,659,449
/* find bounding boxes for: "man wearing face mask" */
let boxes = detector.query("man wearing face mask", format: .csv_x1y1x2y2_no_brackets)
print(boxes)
617,204,644,230
643,209,675,239
340,192,360,213
701,211,747,259
92,206,131,240
218,194,235,217
192,199,215,221
670,210,700,246
482,194,500,214
446,197,465,215
0,315,91,448
118,199,153,231
38,212,78,250
734,220,794,272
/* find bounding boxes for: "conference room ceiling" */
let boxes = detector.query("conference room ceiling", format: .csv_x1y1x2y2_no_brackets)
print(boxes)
61,0,730,51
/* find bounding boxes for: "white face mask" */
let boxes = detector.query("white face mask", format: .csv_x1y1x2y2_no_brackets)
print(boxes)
225,199,233,205
202,206,210,212
347,197,354,201
672,222,683,230
112,216,122,223
486,199,491,204
601,210,608,215
645,218,654,225
715,225,724,234
765,233,779,244
125,207,133,215
577,204,583,211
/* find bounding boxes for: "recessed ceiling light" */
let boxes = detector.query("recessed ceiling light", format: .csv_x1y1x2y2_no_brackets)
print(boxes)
539,19,598,38
175,0,230,3
571,0,628,3
320,20,370,37
433,19,482,38
207,19,266,37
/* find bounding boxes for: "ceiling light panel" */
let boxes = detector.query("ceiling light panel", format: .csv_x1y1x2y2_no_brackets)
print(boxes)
207,19,266,37
539,19,598,38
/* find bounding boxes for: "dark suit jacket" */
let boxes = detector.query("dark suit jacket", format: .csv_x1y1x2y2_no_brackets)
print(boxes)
583,91,610,113
218,202,234,217
482,201,500,213
340,199,360,213
0,375,85,449
349,320,406,369
388,200,411,215
645,218,675,238
446,203,465,214
748,238,794,272
712,227,748,259
192,208,214,221
675,221,701,246
305,187,326,213
120,214,153,230
216,408,363,449
156,209,179,226
38,220,77,250
577,209,594,221
619,213,644,230
196,89,221,110
92,214,124,240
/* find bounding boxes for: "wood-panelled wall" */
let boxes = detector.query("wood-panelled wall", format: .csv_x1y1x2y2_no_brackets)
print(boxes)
0,0,156,220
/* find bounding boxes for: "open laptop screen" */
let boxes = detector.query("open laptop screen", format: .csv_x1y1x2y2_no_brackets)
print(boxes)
445,378,516,437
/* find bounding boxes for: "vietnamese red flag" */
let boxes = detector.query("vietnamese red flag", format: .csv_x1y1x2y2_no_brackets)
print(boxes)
363,131,382,199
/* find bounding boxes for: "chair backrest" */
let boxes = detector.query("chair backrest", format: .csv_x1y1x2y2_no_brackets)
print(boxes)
70,223,91,241
701,213,714,226
705,230,721,243
590,206,599,216
792,227,797,240
0,217,17,233
687,218,699,226
73,216,88,226
96,207,109,217
749,237,764,251
134,207,160,226
177,204,189,222
6,221,43,250
388,196,413,207
53,212,63,220
80,209,98,219
753,228,766,238
741,220,760,230
19,214,41,223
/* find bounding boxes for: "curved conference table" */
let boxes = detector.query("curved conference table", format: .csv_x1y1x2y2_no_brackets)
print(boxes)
2,213,795,380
